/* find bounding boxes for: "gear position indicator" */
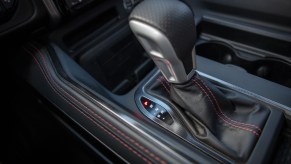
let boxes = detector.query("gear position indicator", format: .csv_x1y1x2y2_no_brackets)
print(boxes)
140,97,174,125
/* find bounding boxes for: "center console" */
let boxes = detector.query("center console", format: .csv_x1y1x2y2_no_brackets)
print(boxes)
128,0,285,162
15,0,291,163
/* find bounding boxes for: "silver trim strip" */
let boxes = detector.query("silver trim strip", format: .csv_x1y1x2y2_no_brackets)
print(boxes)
129,20,196,83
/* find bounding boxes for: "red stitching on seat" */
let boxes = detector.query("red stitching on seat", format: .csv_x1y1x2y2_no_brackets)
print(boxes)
24,48,151,163
197,78,262,133
33,46,167,163
193,79,260,137
24,47,165,164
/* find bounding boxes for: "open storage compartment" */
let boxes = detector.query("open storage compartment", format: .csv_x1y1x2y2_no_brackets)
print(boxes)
50,4,155,95
78,26,154,95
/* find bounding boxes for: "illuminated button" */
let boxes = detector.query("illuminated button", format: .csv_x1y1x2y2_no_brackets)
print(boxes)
143,101,149,106
141,97,155,110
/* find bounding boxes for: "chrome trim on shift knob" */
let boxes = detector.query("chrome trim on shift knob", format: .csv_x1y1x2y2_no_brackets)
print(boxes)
129,20,196,84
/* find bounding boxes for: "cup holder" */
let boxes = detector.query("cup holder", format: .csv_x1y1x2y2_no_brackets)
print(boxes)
196,41,291,88
252,59,291,88
196,41,236,64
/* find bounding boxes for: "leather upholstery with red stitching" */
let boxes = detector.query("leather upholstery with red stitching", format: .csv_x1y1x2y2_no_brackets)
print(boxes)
21,44,169,164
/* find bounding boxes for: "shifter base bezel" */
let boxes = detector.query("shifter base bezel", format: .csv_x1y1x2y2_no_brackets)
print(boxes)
135,70,284,163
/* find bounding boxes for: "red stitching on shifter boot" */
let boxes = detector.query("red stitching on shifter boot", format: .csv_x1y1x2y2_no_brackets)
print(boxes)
197,78,262,133
193,79,260,137
156,75,260,136
160,76,171,88
158,76,170,94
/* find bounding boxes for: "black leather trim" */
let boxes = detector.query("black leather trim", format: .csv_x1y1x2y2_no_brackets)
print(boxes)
16,42,217,163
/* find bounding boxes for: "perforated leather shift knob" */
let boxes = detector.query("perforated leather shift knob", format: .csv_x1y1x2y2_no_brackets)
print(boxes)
129,0,196,83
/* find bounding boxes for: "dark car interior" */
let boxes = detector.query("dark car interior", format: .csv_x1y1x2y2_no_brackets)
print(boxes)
1,0,291,163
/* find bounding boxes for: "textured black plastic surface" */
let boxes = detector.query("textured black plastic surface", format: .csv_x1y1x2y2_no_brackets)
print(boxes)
273,128,291,164
129,0,196,74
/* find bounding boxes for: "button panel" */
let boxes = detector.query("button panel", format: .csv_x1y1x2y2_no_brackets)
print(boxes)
141,97,174,125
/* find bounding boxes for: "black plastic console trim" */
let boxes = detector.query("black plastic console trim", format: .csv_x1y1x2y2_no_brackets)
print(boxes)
15,43,218,163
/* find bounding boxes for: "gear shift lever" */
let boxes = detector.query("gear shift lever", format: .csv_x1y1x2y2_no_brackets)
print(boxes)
129,0,271,161
129,0,196,83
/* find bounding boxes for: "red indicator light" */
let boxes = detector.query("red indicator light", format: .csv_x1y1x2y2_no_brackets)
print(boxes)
141,97,153,109
144,101,149,106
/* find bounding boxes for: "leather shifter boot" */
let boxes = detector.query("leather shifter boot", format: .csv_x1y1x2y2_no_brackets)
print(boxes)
147,73,270,161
